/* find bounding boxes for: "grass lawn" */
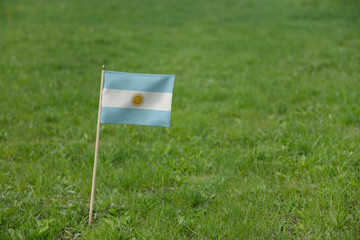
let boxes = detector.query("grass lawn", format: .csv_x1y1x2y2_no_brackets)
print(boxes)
1,0,360,239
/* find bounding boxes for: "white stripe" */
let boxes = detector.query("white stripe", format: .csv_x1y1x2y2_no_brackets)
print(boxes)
102,89,172,111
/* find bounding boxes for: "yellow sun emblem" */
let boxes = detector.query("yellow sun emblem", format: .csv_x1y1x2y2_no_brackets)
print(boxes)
131,93,144,106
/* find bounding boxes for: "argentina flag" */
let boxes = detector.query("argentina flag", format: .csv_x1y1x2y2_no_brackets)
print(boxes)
100,71,175,127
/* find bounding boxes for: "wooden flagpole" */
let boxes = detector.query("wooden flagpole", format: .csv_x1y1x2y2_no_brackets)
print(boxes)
89,65,105,226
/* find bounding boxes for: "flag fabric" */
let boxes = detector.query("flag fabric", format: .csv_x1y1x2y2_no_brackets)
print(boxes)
100,71,175,127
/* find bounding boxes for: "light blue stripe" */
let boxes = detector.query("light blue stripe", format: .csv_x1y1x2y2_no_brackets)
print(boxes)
100,107,171,127
104,71,175,93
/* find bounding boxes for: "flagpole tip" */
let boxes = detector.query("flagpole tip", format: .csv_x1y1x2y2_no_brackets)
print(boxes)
102,65,105,70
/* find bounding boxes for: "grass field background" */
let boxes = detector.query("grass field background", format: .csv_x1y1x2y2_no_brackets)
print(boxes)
1,0,360,239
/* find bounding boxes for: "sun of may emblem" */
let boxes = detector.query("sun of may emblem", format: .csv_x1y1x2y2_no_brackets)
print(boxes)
131,93,144,106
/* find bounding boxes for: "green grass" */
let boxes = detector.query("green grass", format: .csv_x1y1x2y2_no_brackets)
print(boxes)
1,0,360,239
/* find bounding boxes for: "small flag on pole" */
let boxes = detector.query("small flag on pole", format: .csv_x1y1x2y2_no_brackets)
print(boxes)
100,71,175,127
88,66,175,225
